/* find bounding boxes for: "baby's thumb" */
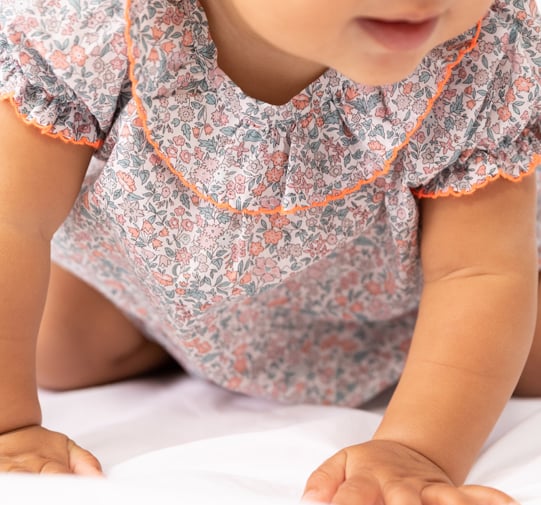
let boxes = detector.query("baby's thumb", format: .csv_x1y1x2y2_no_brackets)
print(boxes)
67,439,104,477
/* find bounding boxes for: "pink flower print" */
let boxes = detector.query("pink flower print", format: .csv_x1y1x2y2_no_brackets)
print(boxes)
234,174,246,190
505,87,516,103
402,82,413,95
270,151,288,167
182,29,194,46
239,272,252,285
368,140,385,151
159,255,171,268
515,77,533,92
178,106,195,122
234,355,247,374
153,271,174,287
50,49,70,70
266,167,284,183
69,45,88,67
19,51,32,66
249,242,264,256
195,163,214,185
211,109,229,126
306,237,329,258
110,57,125,71
151,25,164,40
497,106,511,121
175,247,192,265
263,229,283,245
142,220,155,235
172,135,186,147
290,244,302,257
374,107,387,118
231,241,247,261
253,257,280,283
225,182,236,200
203,224,222,240
166,145,178,158
225,270,238,283
181,219,194,232
300,114,314,129
226,377,243,390
117,171,136,193
291,94,310,110
208,67,225,88
161,39,175,53
344,86,360,101
198,233,216,250
260,196,281,209
148,47,160,63
365,280,382,295
395,95,411,111
269,214,290,229
252,182,267,197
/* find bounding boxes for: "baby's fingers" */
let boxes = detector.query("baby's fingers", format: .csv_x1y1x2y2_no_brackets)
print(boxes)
420,483,518,505
457,485,519,505
302,450,347,503
67,440,103,477
324,473,385,505
302,451,383,505
0,456,71,474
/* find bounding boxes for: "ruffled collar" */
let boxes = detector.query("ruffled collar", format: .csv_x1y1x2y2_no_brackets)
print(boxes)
125,0,481,214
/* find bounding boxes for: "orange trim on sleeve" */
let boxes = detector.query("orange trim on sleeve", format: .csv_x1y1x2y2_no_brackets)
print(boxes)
0,92,102,149
413,152,541,199
124,0,483,215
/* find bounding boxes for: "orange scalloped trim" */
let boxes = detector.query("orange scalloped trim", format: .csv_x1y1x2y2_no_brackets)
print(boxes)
413,152,541,199
0,92,102,149
125,0,482,215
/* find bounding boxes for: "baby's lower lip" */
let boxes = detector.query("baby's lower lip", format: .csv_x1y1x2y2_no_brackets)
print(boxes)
356,16,439,52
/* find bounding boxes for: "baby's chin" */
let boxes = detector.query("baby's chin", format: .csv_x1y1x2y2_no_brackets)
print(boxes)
337,51,430,87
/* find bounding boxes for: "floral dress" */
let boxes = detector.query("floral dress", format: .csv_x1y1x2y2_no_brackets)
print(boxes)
1,0,540,406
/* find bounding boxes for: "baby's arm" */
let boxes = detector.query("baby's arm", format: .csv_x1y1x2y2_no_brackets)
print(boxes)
0,100,101,474
303,174,537,504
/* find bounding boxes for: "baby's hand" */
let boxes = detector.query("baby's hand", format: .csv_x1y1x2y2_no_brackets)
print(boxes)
0,425,102,475
302,439,516,505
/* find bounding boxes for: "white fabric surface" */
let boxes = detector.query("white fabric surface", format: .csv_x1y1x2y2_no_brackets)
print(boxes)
1,373,541,504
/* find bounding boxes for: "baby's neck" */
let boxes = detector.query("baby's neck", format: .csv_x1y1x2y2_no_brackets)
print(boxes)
199,0,327,105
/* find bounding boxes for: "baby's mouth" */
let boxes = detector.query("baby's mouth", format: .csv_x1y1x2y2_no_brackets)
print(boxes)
356,16,439,52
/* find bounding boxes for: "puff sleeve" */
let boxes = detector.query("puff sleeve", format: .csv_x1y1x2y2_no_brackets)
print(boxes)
0,0,130,148
402,0,541,198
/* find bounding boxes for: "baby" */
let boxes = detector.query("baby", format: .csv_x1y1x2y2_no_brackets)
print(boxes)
0,0,540,503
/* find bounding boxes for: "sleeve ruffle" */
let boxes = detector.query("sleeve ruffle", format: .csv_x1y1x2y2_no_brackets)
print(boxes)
0,45,102,148
0,0,129,149
403,0,541,199
413,122,541,198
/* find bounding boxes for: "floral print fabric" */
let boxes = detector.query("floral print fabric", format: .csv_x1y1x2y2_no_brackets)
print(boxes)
1,0,540,405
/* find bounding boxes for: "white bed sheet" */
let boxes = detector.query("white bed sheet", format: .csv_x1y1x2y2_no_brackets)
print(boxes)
2,373,541,505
